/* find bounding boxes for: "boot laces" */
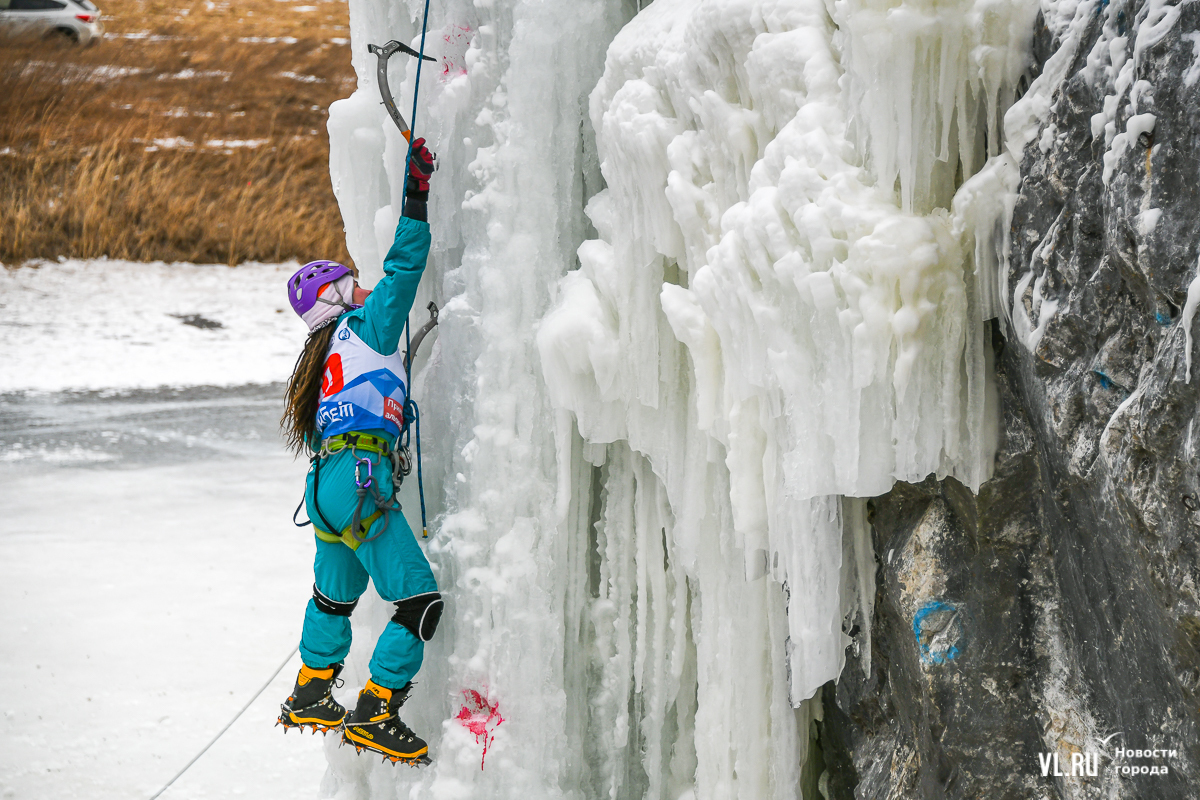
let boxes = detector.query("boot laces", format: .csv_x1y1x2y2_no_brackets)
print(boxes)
294,674,343,712
317,675,344,704
383,715,415,739
355,696,412,737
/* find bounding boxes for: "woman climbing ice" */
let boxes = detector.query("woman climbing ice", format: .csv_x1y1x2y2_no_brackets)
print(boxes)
275,138,442,766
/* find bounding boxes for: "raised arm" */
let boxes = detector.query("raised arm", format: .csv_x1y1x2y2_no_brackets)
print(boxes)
348,217,430,355
347,138,437,355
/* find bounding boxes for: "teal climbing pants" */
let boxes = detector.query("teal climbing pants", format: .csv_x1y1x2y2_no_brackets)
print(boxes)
298,451,437,690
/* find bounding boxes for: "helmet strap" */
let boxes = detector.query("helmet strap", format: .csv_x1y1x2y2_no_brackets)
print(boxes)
314,277,362,312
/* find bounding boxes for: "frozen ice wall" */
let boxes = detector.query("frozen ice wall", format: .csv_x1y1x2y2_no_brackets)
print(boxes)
321,0,1037,797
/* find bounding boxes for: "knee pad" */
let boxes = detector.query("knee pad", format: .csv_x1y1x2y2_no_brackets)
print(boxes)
391,592,443,642
312,584,359,617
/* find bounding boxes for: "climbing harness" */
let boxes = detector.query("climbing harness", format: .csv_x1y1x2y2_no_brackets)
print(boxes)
293,431,409,550
322,431,398,459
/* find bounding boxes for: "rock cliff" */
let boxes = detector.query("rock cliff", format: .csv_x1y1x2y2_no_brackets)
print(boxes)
825,3,1200,797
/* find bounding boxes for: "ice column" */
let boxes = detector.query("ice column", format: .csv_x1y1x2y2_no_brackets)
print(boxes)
540,0,1019,726
324,0,631,797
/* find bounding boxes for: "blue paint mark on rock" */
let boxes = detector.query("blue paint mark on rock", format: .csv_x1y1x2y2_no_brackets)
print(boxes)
913,600,966,665
1092,369,1114,390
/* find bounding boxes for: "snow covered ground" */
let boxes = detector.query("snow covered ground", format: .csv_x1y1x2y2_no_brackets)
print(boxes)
0,260,301,393
0,262,332,799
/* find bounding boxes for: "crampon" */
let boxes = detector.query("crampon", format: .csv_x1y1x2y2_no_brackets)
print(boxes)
344,742,433,767
276,716,342,735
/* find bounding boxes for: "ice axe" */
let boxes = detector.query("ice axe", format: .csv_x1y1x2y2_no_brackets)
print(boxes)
406,301,440,373
368,40,439,169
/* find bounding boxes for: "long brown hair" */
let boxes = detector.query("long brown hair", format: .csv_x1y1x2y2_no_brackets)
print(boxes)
281,322,338,455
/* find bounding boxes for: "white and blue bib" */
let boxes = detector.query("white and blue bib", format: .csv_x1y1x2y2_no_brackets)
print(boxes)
316,318,408,439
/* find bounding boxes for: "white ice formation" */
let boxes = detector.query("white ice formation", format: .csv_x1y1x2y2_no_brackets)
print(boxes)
321,0,1039,797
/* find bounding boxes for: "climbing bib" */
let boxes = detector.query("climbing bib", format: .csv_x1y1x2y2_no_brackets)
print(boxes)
317,318,408,439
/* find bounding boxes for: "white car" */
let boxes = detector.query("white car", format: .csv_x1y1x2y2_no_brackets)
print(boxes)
0,0,104,45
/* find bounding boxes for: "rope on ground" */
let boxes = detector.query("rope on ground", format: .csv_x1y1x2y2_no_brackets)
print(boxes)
147,645,300,800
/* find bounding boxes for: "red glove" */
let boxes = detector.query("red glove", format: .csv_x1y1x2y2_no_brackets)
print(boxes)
407,137,435,195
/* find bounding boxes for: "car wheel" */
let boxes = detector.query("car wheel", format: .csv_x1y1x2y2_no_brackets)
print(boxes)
49,27,81,44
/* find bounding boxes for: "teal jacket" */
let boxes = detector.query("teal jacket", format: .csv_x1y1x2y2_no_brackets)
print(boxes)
342,216,432,377
304,215,430,534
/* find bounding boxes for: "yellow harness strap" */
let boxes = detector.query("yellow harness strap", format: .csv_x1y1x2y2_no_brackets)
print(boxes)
322,432,392,459
314,509,385,552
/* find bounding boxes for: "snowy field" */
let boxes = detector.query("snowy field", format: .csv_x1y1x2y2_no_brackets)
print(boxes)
0,259,301,393
0,261,333,799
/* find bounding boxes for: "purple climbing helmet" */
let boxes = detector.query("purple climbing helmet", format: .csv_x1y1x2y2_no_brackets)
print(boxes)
288,260,360,332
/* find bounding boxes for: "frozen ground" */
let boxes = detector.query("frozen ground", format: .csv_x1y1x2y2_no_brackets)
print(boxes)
0,262,335,799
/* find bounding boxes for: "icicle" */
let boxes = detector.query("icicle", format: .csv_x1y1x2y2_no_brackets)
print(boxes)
833,0,1041,213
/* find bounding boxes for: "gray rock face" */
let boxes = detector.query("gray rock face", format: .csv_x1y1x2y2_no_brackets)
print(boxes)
824,3,1200,797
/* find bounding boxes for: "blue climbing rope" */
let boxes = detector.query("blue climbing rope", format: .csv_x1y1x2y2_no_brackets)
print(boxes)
413,399,428,537
402,0,433,539
399,0,433,217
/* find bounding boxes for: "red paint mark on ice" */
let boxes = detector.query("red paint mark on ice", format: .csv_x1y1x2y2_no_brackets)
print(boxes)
440,25,472,79
455,688,503,769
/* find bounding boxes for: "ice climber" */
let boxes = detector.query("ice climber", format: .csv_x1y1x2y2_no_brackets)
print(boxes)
276,138,441,766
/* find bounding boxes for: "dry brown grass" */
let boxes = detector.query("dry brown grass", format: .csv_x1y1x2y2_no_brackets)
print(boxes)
0,0,358,265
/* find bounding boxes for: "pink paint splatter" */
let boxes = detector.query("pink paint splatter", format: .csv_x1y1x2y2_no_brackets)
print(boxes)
439,25,472,79
455,688,503,769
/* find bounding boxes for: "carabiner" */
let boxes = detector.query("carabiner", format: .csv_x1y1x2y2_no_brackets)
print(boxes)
354,454,374,490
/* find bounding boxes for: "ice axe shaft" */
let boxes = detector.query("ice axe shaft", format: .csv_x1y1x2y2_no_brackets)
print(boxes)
368,40,439,171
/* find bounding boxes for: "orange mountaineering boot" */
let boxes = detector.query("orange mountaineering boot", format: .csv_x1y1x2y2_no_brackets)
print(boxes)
341,680,430,765
277,663,347,734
